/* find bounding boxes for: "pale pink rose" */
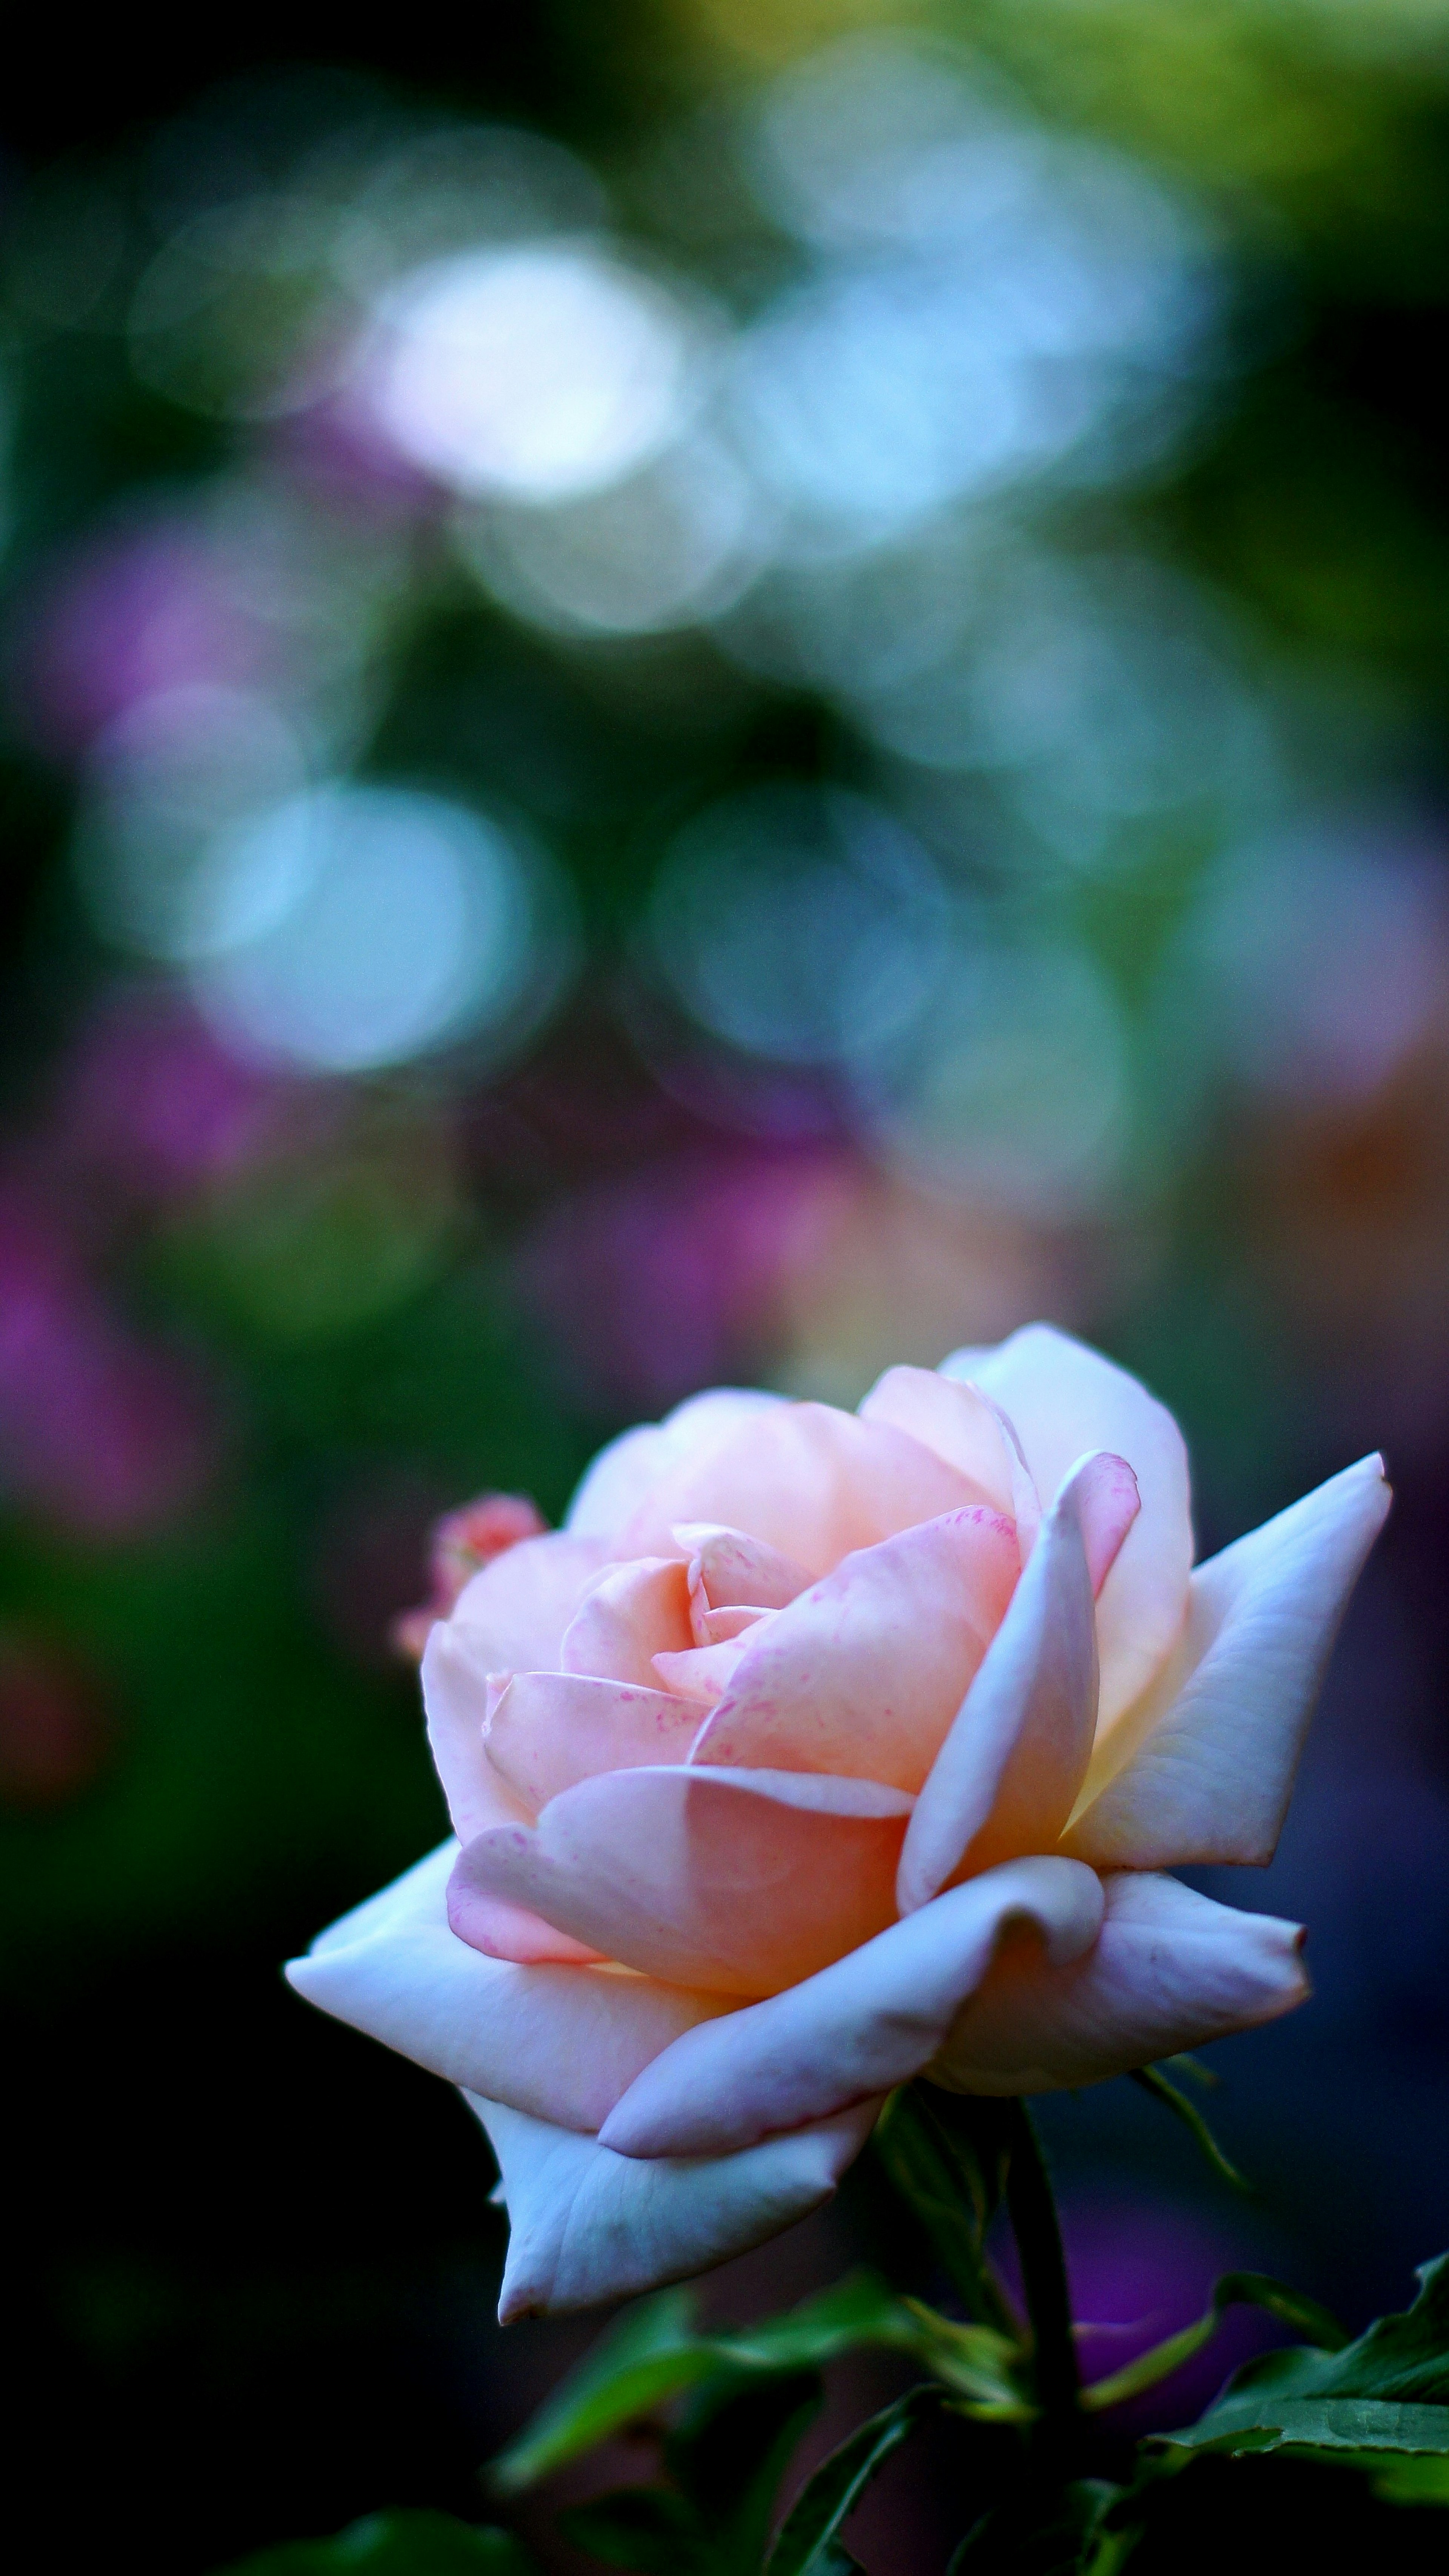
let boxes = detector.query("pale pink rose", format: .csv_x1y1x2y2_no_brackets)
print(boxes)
288,1326,1389,2320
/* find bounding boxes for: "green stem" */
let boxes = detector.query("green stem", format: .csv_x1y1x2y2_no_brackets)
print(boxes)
1001,2101,1079,2425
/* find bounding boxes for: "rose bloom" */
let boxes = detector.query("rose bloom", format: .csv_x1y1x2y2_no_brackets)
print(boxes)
289,1327,1388,2319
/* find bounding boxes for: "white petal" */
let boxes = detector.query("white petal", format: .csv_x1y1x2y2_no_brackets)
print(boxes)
1065,1454,1391,1868
285,1842,728,2131
943,1325,1191,1730
472,2093,878,2319
932,1871,1307,2094
895,1455,1114,1912
564,1390,785,1538
599,1856,1103,2160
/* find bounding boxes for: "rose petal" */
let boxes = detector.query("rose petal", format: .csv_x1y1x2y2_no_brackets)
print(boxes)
600,1856,1103,2159
943,1325,1191,1731
450,1531,612,1674
450,1766,914,1995
565,1390,786,1539
421,1620,532,1842
560,1557,694,1687
931,1871,1308,2093
285,1842,732,2129
473,2093,880,2321
858,1366,1021,1518
675,1523,812,1622
896,1454,1132,1911
696,1603,772,1645
689,1507,1020,1793
448,1876,605,1966
651,1640,747,1703
620,1403,1001,1576
484,1671,702,1811
1064,1453,1391,1868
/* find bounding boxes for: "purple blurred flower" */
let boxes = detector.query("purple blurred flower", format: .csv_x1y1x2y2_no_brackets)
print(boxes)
514,1146,841,1410
16,516,265,757
52,987,285,1202
1000,2194,1290,2437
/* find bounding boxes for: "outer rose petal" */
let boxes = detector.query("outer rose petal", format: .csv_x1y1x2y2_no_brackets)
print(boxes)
449,1765,914,1995
484,1671,701,1811
857,1366,1021,1519
565,1390,786,1539
932,1871,1308,2094
560,1557,694,1686
450,1532,612,1674
285,1843,732,2129
600,1857,1103,2160
472,2093,880,2321
689,1508,1020,1793
421,1620,531,1841
943,1325,1191,1732
1064,1454,1391,1868
422,1635,605,1960
618,1403,1001,1576
897,1454,1134,1911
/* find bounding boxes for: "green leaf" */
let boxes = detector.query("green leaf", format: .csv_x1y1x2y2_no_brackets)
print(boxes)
214,2513,538,2575
490,2269,1014,2495
489,2288,716,2491
666,2370,825,2574
1368,2453,1449,2505
1129,2063,1251,2195
1158,2251,1449,2458
948,2481,1124,2576
556,2488,711,2575
764,2387,940,2576
874,2087,1017,2331
1081,2269,1347,2413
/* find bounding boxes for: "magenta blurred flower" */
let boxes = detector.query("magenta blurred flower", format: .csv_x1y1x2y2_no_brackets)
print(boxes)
17,516,265,756
52,988,285,1202
514,1147,843,1410
0,1188,219,1538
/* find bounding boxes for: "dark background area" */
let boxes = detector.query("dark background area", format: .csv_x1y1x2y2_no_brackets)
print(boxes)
5,5,1449,2567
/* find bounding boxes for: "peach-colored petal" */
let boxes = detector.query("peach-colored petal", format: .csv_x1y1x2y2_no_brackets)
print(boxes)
421,1619,531,1842
285,1842,732,2130
689,1507,1020,1793
450,1531,612,1674
600,1857,1103,2160
675,1523,813,1622
651,1640,748,1703
858,1366,1020,1517
943,1325,1191,1732
449,1766,914,1996
474,2093,879,2321
484,1670,702,1813
695,1603,772,1645
1065,1454,1391,1868
565,1390,786,1540
620,1403,1000,1576
448,1875,605,1965
560,1557,693,1687
931,1871,1308,2093
896,1455,1132,1910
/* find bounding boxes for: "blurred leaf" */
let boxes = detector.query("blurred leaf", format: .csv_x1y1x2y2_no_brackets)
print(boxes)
1368,2453,1449,2505
1157,2252,1449,2456
949,2479,1125,2576
764,2387,941,2576
666,2370,826,2573
557,2488,710,2575
215,2510,539,2574
1081,2270,1347,2413
489,2270,1009,2494
1129,2062,1251,2194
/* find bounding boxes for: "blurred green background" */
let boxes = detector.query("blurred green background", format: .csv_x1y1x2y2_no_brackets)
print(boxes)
5,5,1449,2568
